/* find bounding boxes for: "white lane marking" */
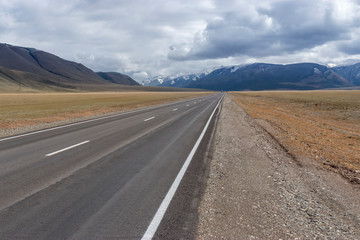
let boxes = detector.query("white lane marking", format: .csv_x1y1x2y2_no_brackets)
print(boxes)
0,96,211,143
194,101,197,104
141,95,223,240
172,108,178,111
186,104,190,107
46,140,90,157
144,117,155,122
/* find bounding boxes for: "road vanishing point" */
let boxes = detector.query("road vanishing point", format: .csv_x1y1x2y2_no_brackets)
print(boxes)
0,93,223,239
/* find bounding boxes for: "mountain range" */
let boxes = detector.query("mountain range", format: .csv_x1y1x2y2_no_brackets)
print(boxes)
2,43,360,92
0,43,139,91
145,62,360,90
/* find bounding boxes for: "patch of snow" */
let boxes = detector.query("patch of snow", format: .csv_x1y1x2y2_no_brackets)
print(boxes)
313,67,322,74
327,63,337,68
170,80,175,85
231,66,240,73
200,66,223,76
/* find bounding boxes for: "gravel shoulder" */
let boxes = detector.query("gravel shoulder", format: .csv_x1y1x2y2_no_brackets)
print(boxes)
196,95,360,239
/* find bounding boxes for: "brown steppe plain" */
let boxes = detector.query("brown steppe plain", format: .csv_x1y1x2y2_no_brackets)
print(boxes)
231,90,360,184
0,91,210,137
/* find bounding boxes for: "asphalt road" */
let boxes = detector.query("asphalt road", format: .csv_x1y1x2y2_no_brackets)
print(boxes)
0,93,223,239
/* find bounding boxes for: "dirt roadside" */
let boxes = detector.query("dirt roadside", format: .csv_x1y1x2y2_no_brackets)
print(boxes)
196,95,360,239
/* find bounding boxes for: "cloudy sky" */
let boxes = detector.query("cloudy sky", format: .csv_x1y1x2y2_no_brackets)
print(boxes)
1,0,360,82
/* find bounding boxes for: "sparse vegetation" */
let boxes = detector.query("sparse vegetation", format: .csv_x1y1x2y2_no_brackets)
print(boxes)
231,90,360,183
0,91,210,132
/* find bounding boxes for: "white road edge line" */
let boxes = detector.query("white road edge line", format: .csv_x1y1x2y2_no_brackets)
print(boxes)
46,140,90,157
141,94,223,240
0,96,207,143
144,117,155,122
172,108,178,111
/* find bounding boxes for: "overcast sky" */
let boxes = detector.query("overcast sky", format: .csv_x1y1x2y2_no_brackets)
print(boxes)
1,0,360,81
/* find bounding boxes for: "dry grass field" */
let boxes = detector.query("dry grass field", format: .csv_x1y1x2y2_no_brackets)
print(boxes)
231,90,360,183
0,91,209,132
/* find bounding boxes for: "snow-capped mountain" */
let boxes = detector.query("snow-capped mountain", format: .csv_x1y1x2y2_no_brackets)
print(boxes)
143,67,221,87
143,63,354,90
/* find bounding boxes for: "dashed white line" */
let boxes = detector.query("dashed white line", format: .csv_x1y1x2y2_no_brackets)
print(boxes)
186,104,190,107
144,117,155,122
46,140,90,157
172,108,178,111
141,95,223,240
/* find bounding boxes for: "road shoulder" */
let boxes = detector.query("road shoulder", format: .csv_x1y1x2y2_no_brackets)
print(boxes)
153,96,221,239
196,95,360,239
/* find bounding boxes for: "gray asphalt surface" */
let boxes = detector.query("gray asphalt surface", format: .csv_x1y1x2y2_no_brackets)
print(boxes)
0,93,222,239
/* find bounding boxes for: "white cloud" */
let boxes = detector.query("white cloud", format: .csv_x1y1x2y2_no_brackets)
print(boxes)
132,71,149,81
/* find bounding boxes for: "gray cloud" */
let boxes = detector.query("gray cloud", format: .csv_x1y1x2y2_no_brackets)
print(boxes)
1,0,360,81
339,41,360,55
168,0,360,61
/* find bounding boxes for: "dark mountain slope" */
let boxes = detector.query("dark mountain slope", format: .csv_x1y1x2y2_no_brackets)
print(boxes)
0,44,105,84
97,72,140,85
332,63,360,86
0,43,143,91
0,66,72,91
0,44,51,77
31,50,105,83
